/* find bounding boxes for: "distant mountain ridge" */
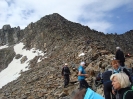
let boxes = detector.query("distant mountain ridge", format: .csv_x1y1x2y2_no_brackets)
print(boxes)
0,13,133,54
0,13,133,99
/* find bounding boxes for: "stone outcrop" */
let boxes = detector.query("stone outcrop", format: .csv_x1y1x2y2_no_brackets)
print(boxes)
0,25,24,45
0,47,15,72
0,13,133,99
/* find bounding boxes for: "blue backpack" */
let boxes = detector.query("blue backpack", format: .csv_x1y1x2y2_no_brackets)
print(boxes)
84,88,105,99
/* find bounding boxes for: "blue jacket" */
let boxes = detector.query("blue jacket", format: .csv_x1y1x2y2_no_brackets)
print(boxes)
78,66,86,80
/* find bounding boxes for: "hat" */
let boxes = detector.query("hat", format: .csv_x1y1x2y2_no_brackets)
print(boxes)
65,63,68,65
80,62,85,65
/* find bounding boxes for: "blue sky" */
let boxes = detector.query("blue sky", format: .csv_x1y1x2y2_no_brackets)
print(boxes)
0,0,133,34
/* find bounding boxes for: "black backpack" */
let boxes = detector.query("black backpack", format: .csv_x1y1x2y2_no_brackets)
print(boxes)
127,68,133,82
123,84,133,99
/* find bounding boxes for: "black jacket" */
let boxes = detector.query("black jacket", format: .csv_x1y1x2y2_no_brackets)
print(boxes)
61,66,70,76
116,87,133,99
102,71,112,84
115,50,125,62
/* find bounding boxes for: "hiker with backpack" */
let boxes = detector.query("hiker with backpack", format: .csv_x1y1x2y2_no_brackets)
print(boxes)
111,60,133,99
115,47,125,67
78,62,90,90
95,72,103,87
111,60,132,83
110,72,133,99
61,63,71,88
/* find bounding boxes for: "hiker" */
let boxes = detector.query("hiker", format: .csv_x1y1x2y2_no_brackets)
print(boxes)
78,62,90,90
110,72,133,99
111,60,132,83
73,88,104,99
61,63,71,88
115,47,125,67
95,72,103,87
102,68,114,99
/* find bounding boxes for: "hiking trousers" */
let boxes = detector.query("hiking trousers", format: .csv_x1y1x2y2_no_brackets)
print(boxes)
79,79,89,90
64,75,69,87
103,81,115,99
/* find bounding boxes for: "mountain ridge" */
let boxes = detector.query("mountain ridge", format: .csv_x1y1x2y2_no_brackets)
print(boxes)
0,13,133,99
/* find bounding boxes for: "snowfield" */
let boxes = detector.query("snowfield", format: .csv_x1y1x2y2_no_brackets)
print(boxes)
0,42,45,88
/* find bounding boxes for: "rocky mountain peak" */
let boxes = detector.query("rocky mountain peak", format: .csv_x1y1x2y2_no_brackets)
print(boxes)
2,24,11,30
41,13,68,22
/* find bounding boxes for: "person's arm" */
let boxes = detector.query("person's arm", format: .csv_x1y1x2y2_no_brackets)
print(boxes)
68,68,71,75
61,67,64,76
78,71,88,77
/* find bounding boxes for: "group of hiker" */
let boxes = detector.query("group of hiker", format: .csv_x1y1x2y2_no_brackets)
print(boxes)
61,47,133,99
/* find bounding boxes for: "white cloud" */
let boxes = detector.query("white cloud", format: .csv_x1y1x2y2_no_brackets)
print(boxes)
0,0,133,33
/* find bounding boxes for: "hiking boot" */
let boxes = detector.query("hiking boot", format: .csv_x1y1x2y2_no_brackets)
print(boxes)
64,84,69,88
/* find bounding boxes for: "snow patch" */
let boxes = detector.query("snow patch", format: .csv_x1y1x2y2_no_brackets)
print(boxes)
0,45,8,49
0,42,45,88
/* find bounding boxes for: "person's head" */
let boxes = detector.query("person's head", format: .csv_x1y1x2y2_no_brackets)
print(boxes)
80,62,85,67
110,73,131,90
64,63,68,66
111,60,120,69
116,46,121,50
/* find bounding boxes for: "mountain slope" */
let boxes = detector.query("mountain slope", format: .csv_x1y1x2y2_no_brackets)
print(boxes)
0,13,133,99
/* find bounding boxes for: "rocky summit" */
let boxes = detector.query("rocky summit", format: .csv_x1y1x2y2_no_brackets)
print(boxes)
0,13,133,99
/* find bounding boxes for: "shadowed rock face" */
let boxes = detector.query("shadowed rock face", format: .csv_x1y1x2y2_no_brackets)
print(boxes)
0,13,133,99
0,47,15,72
0,25,23,45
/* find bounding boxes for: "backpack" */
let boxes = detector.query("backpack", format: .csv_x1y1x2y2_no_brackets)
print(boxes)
84,88,104,99
127,68,133,82
123,84,133,99
96,73,101,80
63,66,70,75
